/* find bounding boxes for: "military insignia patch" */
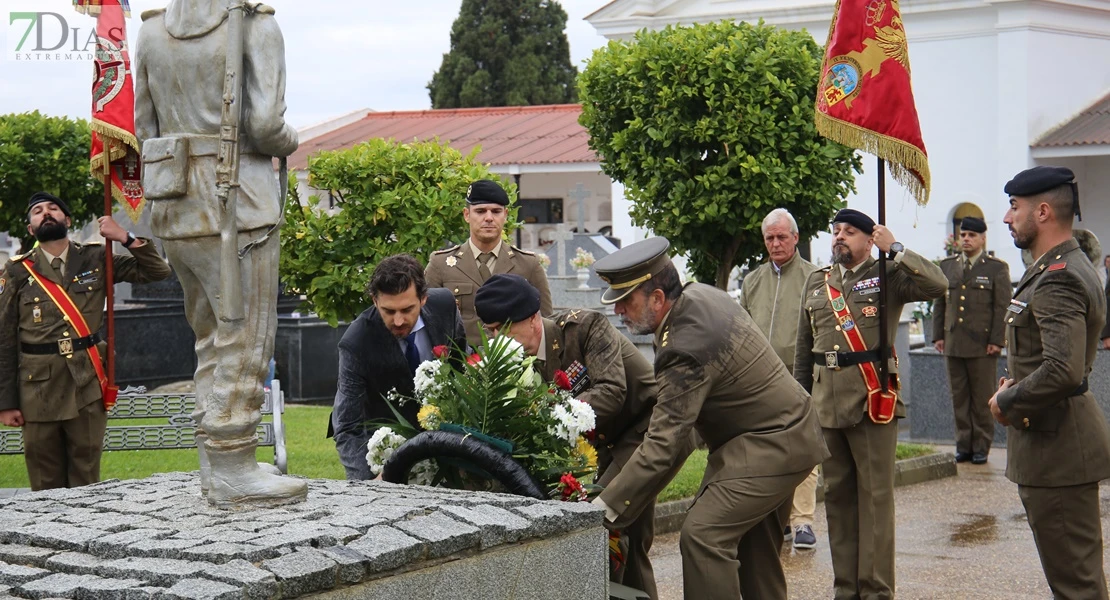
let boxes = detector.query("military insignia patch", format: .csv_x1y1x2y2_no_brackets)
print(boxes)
831,297,846,311
445,256,458,268
1007,299,1027,314
0,277,5,294
862,305,879,317
841,319,856,331
1047,262,1067,272
566,360,591,396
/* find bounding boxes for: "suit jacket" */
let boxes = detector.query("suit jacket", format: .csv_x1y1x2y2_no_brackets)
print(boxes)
425,242,553,345
997,238,1110,487
932,253,1011,357
538,309,670,476
0,241,172,421
794,250,947,428
600,283,829,528
330,288,467,480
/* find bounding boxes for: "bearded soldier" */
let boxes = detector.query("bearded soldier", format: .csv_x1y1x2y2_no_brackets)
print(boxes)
134,0,306,506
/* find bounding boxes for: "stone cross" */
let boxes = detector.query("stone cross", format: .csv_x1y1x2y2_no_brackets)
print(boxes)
568,183,592,233
551,225,575,277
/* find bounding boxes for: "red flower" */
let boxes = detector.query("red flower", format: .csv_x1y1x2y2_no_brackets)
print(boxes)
432,345,449,359
466,353,482,366
559,473,584,501
553,370,572,391
584,429,596,443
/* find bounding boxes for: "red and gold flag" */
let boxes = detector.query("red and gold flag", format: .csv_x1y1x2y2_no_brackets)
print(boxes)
815,0,930,205
74,0,145,222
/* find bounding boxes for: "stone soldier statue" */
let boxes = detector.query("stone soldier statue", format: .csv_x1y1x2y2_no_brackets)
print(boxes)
591,238,829,600
474,274,691,600
793,208,947,600
424,180,553,346
932,216,1010,464
134,0,307,506
0,193,171,491
990,166,1110,598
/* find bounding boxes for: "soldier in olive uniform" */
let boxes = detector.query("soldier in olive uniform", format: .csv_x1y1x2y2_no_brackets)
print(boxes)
591,238,829,600
989,166,1110,599
933,216,1011,464
0,193,172,490
793,209,946,600
474,274,690,600
425,180,552,346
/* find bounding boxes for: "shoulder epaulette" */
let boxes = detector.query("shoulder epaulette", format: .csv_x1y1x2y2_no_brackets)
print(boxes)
8,251,31,263
141,8,165,21
433,245,460,255
939,255,958,263
509,245,535,257
1047,261,1067,272
985,254,1006,263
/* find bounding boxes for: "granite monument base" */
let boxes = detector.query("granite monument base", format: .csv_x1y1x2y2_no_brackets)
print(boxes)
0,474,607,600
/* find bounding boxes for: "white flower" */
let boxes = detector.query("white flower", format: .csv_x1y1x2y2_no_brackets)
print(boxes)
548,398,596,443
413,360,443,395
365,426,407,473
517,365,542,390
488,335,525,365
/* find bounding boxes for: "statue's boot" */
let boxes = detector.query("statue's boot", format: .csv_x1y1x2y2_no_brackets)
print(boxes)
205,437,307,508
195,433,282,496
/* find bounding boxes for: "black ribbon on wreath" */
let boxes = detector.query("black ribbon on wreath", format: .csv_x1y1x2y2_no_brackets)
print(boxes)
380,430,547,500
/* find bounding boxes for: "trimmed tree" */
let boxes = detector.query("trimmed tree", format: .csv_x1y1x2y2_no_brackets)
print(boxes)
0,111,101,252
578,21,862,288
428,0,578,108
280,138,518,326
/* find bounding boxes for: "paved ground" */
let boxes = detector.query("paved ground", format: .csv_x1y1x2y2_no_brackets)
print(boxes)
649,446,1110,599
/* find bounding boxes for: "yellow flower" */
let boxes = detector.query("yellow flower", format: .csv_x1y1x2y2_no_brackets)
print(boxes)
417,404,442,430
574,436,598,469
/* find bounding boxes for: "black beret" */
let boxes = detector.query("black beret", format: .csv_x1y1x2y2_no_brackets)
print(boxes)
959,216,987,233
593,237,672,305
466,179,510,206
1004,166,1074,197
475,274,541,325
27,192,71,218
831,208,875,235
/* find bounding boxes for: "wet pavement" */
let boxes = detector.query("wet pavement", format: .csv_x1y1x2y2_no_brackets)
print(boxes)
649,446,1110,599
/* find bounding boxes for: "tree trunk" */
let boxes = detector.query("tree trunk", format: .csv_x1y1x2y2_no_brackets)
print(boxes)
714,236,744,290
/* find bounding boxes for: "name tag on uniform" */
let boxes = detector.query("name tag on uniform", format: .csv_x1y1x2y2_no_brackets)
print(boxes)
853,277,880,295
566,360,591,396
73,270,99,286
1007,299,1027,314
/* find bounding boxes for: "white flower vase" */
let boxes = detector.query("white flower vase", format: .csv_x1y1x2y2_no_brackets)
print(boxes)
576,267,591,289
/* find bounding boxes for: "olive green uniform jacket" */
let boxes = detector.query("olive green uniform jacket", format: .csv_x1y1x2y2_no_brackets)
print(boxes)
794,251,948,428
997,238,1110,487
0,241,172,421
740,252,817,373
600,283,829,528
932,253,1011,357
425,242,552,346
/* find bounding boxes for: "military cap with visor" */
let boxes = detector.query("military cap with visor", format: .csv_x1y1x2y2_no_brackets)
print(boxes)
831,208,875,235
27,191,72,218
475,273,541,325
466,179,510,206
593,237,672,305
1004,165,1081,220
959,216,987,233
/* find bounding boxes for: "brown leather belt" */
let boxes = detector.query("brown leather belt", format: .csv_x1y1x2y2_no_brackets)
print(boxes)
21,332,101,355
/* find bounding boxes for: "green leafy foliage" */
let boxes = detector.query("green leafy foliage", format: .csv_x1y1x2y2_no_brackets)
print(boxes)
428,0,578,108
0,111,102,251
279,138,516,326
578,21,862,287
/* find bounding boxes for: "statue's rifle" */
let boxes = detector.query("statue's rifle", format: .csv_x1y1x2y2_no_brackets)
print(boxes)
216,3,247,322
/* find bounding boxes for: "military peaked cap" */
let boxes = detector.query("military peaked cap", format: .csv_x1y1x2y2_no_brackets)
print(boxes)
959,216,987,233
832,208,875,235
475,274,541,325
466,179,510,206
1004,166,1080,220
593,237,672,305
27,191,72,218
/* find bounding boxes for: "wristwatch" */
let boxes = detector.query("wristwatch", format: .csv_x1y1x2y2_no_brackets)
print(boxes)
887,241,904,259
122,232,137,248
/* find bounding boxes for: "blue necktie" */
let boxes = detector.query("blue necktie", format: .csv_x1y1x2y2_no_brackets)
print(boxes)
405,332,420,375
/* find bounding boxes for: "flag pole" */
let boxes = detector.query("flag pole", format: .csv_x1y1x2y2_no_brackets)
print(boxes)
103,170,117,395
877,157,889,392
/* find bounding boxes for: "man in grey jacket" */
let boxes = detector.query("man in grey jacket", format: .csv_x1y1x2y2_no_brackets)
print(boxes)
740,208,820,550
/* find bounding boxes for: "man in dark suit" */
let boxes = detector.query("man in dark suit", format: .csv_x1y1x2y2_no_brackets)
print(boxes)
330,254,467,480
474,273,688,600
991,166,1110,598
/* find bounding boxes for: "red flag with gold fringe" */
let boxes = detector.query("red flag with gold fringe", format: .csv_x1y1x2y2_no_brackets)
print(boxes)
74,0,145,222
815,0,930,205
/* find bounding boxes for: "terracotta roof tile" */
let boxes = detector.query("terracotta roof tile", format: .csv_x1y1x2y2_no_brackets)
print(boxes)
288,104,597,170
1033,91,1110,147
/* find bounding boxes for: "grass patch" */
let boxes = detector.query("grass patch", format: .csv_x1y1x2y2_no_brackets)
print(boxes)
895,442,936,460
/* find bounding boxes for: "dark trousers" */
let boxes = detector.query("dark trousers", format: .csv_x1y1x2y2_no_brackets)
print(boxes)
822,420,899,600
946,355,997,454
23,400,107,491
1019,483,1109,600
